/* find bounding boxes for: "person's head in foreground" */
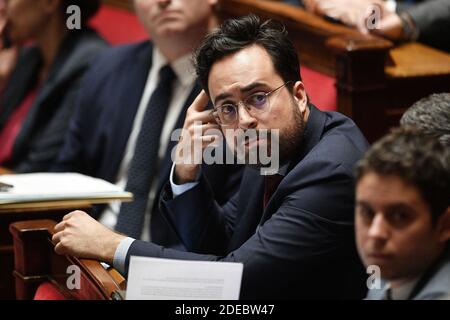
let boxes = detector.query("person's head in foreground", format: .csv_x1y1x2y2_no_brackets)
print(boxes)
355,128,450,300
400,92,450,147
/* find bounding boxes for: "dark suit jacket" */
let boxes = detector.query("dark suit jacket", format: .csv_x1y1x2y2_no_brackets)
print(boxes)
0,28,107,172
53,41,242,246
126,105,369,299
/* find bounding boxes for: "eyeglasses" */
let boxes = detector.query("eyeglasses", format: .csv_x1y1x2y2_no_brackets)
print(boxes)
212,81,293,125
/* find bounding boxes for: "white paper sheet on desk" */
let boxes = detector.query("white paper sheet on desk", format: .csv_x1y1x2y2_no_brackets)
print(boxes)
126,256,243,300
0,172,132,204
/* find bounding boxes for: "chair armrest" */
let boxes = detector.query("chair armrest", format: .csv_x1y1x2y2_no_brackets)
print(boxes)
9,219,126,300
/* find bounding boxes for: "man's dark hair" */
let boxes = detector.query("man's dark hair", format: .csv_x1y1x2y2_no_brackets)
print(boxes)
61,0,101,26
355,127,450,221
400,93,450,147
195,14,300,94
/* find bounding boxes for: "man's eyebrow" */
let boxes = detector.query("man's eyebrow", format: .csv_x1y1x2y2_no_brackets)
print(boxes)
214,82,267,105
386,203,416,213
356,200,372,208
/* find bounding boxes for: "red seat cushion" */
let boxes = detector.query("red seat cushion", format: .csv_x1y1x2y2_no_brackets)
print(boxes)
302,67,336,111
33,282,66,300
89,5,148,45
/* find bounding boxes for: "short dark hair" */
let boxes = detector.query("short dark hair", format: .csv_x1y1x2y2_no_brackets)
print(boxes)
195,14,300,94
61,0,101,26
400,93,450,147
355,127,450,221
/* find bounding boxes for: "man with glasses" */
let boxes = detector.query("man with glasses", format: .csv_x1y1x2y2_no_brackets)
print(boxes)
52,15,369,299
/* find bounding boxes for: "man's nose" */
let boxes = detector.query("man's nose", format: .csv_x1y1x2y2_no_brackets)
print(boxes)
368,214,390,241
237,103,258,130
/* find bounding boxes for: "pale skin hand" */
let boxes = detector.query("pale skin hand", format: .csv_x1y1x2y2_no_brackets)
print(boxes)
52,210,126,264
366,12,404,40
173,90,221,184
304,0,385,30
304,0,404,41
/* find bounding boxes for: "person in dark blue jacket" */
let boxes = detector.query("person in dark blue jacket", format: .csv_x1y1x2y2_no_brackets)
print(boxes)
52,15,369,299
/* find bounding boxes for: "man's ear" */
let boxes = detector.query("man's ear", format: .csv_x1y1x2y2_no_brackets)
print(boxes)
437,207,450,243
293,81,307,113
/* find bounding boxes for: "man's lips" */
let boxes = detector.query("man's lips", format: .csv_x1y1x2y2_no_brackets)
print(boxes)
156,10,180,20
366,253,393,261
244,138,266,148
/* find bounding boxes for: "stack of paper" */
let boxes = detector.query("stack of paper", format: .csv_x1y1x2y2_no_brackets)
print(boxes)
0,172,132,209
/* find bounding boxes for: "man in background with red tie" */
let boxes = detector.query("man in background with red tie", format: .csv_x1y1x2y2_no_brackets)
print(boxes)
52,15,369,299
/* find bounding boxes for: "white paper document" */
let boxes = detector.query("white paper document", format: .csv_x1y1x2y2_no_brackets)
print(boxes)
126,256,243,300
0,172,132,205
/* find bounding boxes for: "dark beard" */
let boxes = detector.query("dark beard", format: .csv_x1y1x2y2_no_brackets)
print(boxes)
277,100,305,165
245,99,305,171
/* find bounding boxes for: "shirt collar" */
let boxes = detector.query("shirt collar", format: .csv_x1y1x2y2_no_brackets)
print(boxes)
152,47,196,87
385,277,421,300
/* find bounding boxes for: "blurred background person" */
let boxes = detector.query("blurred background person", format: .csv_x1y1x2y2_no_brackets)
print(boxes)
355,128,450,300
53,0,242,246
0,0,107,172
285,0,450,52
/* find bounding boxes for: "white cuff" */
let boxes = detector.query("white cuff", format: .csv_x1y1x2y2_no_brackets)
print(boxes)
113,236,135,276
169,163,200,198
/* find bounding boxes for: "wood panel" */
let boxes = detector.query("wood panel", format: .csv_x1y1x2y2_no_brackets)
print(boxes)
0,205,91,299
9,220,125,300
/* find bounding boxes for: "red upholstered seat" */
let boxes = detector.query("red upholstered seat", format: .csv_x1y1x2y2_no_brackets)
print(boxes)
302,67,336,111
89,5,148,45
33,282,66,300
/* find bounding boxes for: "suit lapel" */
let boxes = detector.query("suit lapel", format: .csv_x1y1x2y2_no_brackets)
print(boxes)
258,104,327,225
11,31,105,162
0,47,41,129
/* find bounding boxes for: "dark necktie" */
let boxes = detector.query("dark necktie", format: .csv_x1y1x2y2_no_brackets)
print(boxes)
263,174,283,209
115,65,176,239
384,288,393,300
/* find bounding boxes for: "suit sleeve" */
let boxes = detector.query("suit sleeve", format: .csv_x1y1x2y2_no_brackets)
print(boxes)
50,55,105,173
127,159,365,299
402,0,450,51
160,173,240,255
13,77,82,173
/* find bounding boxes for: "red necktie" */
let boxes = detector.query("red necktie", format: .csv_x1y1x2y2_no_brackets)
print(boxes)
263,174,283,208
